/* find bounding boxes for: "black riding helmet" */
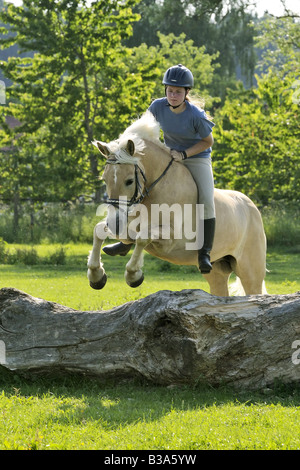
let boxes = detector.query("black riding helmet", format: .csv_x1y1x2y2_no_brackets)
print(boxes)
163,64,194,109
162,64,194,88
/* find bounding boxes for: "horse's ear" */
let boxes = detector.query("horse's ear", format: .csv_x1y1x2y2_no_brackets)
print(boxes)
92,140,110,158
126,139,135,156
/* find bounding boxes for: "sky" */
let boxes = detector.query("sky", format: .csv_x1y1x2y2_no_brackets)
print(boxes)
4,0,300,17
248,0,300,16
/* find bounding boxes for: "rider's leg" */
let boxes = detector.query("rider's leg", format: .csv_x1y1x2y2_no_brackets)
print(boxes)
183,157,216,273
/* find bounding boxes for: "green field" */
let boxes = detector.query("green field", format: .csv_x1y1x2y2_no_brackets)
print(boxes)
0,243,299,309
0,243,300,450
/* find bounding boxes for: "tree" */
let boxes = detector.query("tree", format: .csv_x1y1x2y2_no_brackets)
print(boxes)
213,17,300,206
0,0,142,204
153,32,219,108
2,287,300,390
126,0,258,98
125,32,219,110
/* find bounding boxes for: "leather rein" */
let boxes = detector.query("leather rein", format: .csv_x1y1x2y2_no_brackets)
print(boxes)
105,156,174,209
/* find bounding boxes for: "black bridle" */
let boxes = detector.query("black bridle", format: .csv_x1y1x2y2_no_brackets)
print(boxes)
105,156,174,209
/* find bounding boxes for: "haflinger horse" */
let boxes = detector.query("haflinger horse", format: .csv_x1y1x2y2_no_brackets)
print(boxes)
87,111,267,296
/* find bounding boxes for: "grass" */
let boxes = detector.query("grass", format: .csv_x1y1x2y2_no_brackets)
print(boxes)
0,243,299,311
0,243,300,450
0,243,210,310
1,372,300,450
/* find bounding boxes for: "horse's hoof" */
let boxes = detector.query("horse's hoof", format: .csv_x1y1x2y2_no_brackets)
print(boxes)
129,274,144,288
90,273,107,290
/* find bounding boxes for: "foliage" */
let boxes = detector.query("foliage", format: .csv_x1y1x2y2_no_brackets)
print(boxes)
261,205,300,249
0,199,299,248
127,32,219,108
213,17,300,206
154,32,219,108
0,2,298,216
0,201,99,243
0,238,66,265
126,0,258,95
0,0,219,211
0,0,143,203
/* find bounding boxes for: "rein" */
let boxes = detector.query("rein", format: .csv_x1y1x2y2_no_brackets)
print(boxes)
105,156,174,209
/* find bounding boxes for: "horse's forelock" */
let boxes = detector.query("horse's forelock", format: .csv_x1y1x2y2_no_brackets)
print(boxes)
106,135,141,164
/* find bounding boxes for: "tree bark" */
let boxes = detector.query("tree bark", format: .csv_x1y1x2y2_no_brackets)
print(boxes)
0,287,300,390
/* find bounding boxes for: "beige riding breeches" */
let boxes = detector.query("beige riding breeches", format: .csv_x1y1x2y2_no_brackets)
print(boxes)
183,156,216,219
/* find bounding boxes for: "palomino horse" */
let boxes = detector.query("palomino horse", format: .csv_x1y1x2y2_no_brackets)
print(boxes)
87,112,267,296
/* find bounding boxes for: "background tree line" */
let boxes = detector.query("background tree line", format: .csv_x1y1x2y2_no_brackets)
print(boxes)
0,0,299,238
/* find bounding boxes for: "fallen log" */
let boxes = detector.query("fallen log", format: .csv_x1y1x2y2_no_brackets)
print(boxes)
0,287,300,389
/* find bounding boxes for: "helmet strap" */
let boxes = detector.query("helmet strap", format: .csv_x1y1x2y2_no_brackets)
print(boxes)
167,102,184,109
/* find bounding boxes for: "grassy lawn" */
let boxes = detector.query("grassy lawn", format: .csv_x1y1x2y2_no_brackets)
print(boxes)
0,243,300,450
0,243,299,310
1,371,300,450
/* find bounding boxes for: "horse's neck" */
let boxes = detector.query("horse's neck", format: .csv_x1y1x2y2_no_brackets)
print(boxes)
140,140,171,184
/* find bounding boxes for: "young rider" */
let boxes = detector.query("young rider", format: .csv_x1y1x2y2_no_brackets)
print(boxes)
103,64,216,274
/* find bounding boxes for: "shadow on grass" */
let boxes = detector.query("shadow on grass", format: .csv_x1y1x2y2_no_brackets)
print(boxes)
1,367,300,431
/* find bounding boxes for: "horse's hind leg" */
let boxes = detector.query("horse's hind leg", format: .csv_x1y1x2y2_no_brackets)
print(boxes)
234,253,266,295
203,259,232,296
87,221,108,290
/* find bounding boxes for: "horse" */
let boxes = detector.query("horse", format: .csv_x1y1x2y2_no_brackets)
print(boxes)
87,111,267,296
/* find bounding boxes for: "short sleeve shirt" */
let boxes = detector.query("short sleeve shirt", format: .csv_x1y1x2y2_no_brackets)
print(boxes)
148,97,215,158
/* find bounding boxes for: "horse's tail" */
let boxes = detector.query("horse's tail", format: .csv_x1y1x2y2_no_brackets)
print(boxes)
229,277,268,296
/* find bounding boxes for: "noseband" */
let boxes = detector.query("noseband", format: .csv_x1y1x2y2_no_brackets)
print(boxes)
105,156,174,209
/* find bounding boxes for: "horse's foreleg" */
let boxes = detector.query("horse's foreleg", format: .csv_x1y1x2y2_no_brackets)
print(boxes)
125,237,149,288
87,221,108,290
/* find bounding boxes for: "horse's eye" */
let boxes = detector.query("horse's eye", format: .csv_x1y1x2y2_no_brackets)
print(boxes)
125,179,134,186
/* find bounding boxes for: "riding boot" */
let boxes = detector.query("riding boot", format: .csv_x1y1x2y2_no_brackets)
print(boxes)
198,218,215,274
103,242,133,256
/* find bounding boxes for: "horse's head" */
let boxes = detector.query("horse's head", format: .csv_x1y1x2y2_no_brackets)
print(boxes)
93,138,146,237
94,138,146,204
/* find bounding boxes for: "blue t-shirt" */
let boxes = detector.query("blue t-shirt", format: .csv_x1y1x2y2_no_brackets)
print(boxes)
148,97,215,158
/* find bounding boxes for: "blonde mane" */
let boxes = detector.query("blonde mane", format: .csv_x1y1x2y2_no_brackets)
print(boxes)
101,111,165,164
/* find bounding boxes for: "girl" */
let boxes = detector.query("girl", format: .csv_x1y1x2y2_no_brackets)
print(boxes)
104,64,216,274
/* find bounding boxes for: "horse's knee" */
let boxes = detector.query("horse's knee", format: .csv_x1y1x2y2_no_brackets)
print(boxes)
94,221,109,240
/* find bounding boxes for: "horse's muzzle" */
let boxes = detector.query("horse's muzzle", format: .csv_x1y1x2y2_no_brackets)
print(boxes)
106,207,128,238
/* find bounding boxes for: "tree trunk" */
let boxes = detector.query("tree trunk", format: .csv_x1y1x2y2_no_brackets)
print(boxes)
1,287,300,390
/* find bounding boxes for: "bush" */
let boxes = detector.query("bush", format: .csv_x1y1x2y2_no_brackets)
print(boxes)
13,248,39,265
262,204,300,250
0,237,8,263
0,203,99,244
0,245,67,266
45,247,66,265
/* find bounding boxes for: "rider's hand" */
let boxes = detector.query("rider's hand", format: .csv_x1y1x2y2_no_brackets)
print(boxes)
170,149,187,162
